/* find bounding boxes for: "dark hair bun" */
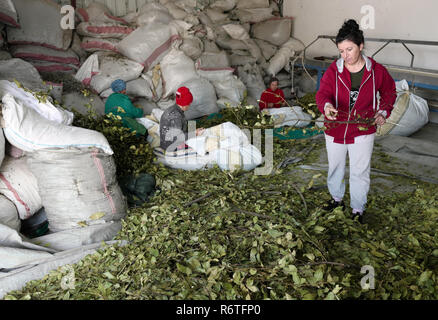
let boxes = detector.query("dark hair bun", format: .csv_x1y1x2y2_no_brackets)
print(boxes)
336,19,364,46
343,19,360,32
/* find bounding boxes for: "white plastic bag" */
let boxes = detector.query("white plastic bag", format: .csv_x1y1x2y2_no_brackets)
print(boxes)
210,0,236,11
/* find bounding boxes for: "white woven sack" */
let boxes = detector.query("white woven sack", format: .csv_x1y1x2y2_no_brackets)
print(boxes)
116,23,180,71
0,156,42,220
0,195,20,232
1,94,113,155
161,48,199,98
27,148,127,232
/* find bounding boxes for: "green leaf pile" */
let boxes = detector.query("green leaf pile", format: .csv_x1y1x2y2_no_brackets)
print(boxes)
3,103,438,300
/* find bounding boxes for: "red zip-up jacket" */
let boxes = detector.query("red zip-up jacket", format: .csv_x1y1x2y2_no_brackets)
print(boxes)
259,88,285,111
316,55,396,144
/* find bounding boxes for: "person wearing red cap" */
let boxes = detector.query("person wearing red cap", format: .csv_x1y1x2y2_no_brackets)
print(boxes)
259,77,286,111
160,86,205,152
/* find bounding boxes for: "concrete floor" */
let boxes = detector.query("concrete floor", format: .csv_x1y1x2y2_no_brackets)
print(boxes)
409,121,438,143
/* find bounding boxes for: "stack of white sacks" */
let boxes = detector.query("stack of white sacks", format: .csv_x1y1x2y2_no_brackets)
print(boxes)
72,0,303,119
0,80,127,235
1,0,85,74
1,0,305,120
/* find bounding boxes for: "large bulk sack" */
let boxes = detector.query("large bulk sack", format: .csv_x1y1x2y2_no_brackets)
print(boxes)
62,91,105,116
211,144,262,172
1,94,113,155
0,156,42,220
182,78,219,120
197,67,245,105
267,38,297,76
0,194,20,232
0,59,49,94
264,107,312,128
154,147,213,171
10,46,80,67
229,53,257,66
70,33,88,63
77,22,134,39
76,2,128,25
195,51,231,70
235,8,273,23
116,23,181,71
6,0,72,50
0,129,3,166
222,24,250,41
210,0,236,11
27,149,127,232
237,64,266,101
81,37,120,53
255,39,277,61
0,0,19,27
136,9,174,26
163,2,188,20
0,51,11,60
236,0,269,9
0,80,73,125
213,76,246,105
216,34,249,51
31,61,78,74
75,53,144,93
252,17,293,47
377,80,429,137
186,122,262,171
161,49,199,98
100,77,153,100
205,8,229,24
180,36,204,60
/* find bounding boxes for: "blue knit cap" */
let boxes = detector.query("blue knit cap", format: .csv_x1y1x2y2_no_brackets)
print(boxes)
111,79,126,93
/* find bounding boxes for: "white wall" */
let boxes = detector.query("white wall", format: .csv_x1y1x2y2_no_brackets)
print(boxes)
283,0,438,70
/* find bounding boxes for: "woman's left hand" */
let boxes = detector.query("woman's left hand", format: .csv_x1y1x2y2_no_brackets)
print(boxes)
373,114,386,126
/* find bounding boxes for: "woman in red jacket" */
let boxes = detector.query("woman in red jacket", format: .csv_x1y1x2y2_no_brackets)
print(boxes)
315,19,396,223
259,77,286,111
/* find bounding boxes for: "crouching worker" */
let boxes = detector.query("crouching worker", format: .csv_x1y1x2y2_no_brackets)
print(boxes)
259,77,286,111
160,86,204,153
105,79,148,138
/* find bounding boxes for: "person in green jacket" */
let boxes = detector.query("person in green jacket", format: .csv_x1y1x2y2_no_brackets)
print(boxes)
105,79,147,137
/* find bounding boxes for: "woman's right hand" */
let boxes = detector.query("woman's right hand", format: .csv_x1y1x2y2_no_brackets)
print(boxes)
324,104,338,120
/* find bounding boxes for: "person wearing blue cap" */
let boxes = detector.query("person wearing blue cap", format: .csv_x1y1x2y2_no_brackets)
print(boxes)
105,79,147,137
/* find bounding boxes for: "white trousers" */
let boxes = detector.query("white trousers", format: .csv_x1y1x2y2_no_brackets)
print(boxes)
325,134,375,212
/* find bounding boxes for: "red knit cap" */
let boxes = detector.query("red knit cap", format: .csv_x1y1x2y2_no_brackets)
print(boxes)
176,86,193,107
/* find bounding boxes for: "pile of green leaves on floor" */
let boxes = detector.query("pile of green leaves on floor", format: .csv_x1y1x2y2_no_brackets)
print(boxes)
3,106,438,300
